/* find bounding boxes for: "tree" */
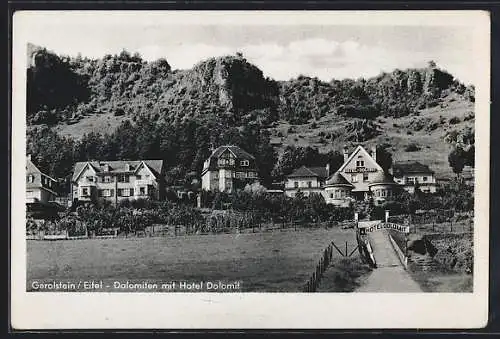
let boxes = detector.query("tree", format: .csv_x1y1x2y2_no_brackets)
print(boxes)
448,146,467,178
376,144,393,172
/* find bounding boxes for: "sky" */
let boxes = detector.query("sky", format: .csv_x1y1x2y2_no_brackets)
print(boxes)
15,11,479,85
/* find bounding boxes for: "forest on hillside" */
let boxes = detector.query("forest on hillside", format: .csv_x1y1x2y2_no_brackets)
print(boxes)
26,44,475,191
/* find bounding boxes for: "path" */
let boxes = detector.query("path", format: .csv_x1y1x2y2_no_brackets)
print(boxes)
356,222,422,292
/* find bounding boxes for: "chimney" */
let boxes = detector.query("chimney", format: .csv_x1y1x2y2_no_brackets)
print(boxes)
371,146,377,162
326,163,330,177
343,146,349,163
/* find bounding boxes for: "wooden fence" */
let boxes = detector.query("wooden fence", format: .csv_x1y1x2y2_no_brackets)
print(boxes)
302,238,360,292
303,243,335,292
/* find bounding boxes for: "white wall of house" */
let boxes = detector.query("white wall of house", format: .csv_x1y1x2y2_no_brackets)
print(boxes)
285,177,321,190
284,176,324,198
324,186,352,207
394,172,437,193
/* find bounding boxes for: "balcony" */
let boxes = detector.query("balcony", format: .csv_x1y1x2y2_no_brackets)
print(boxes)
135,179,157,188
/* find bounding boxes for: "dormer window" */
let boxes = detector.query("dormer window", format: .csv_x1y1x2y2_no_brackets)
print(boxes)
356,160,364,167
240,160,249,167
125,164,133,171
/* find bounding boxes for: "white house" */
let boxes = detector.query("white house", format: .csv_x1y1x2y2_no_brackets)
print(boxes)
26,155,58,203
392,161,438,193
201,145,259,192
284,165,329,198
71,160,164,204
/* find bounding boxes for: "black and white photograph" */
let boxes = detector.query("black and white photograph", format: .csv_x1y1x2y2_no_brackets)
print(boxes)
11,10,489,329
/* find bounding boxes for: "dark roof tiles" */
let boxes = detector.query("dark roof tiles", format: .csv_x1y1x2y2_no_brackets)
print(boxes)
287,165,328,179
72,160,164,181
325,172,354,187
392,161,434,176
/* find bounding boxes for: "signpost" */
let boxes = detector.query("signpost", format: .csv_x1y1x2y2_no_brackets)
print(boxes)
358,222,410,234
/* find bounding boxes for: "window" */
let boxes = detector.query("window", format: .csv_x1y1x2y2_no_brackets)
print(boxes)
99,189,113,197
240,160,249,166
82,188,89,196
363,173,369,182
351,174,358,183
422,176,428,182
136,175,142,180
27,175,34,183
140,187,146,195
229,159,235,165
335,190,340,199
110,189,114,197
294,182,299,188
330,193,334,199
307,181,312,188
356,160,365,167
145,174,150,179
117,189,123,197
86,176,94,183
381,190,386,197
118,174,129,183
341,190,346,198
130,188,134,196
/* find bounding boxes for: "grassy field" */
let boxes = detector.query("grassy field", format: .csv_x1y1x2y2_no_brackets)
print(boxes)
27,228,357,292
316,257,372,292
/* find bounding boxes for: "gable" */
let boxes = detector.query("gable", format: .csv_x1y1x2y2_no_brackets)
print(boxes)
219,148,235,159
338,146,382,173
75,163,97,182
135,162,157,179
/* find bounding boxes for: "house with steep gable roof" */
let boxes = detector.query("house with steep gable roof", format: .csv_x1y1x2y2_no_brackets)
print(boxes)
26,154,58,203
71,159,165,204
201,145,259,192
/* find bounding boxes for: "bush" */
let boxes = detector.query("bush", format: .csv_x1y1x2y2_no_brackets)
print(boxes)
114,108,126,116
404,143,420,152
449,116,461,125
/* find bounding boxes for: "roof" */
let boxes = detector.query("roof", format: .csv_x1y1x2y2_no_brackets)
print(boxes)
72,160,164,181
325,172,354,187
392,161,434,176
211,145,255,161
368,171,397,185
202,145,258,173
287,165,328,179
337,145,383,173
26,156,42,174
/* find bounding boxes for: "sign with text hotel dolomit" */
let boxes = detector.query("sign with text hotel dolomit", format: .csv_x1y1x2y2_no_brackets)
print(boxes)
345,168,378,173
